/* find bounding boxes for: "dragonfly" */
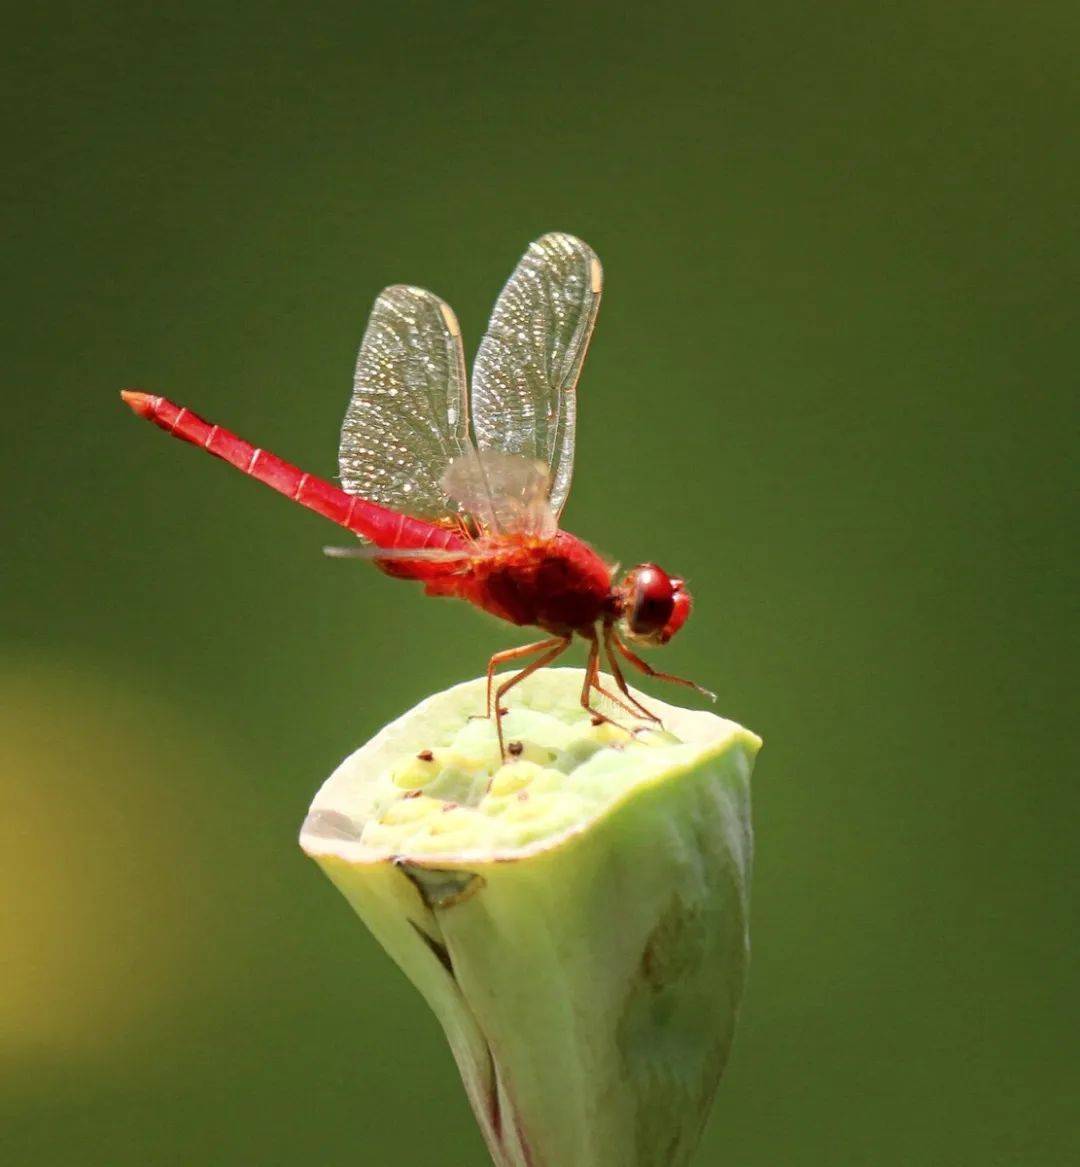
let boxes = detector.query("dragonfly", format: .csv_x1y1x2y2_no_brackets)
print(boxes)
121,232,712,755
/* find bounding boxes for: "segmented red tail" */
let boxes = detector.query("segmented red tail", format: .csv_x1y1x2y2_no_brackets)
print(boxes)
120,391,468,553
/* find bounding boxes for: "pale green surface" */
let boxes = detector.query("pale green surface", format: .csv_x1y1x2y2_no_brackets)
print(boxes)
304,670,759,857
302,670,758,1167
326,676,722,855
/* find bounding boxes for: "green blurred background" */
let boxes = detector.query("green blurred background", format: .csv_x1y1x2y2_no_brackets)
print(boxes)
4,3,1076,1163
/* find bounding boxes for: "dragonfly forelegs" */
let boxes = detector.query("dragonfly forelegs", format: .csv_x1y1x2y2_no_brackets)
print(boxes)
601,625,662,723
580,636,620,729
579,631,652,730
609,631,717,703
580,629,656,725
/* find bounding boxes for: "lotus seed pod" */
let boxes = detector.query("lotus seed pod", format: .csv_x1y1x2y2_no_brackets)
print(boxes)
300,668,760,1167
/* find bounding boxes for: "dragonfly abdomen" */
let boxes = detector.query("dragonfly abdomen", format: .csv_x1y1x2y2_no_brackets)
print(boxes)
120,391,467,554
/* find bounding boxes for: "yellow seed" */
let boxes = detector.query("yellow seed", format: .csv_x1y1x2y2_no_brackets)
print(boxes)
410,812,495,853
502,791,564,822
528,768,571,794
590,721,633,748
381,795,441,825
392,756,437,789
427,806,474,834
508,740,557,765
477,793,516,818
489,760,543,796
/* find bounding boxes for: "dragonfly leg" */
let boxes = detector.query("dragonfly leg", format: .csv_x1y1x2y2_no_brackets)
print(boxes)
492,637,571,759
486,637,566,719
579,633,625,729
610,632,717,702
582,628,652,722
602,625,662,722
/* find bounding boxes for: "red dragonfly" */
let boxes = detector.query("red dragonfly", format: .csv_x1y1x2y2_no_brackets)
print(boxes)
122,233,711,753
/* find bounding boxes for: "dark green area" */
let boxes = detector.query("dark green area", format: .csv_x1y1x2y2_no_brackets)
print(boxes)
3,3,1076,1163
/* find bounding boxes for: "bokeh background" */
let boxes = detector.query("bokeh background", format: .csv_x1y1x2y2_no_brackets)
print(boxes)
4,3,1076,1164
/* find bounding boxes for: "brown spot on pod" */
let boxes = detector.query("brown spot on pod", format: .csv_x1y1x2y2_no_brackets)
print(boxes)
397,862,485,910
408,920,455,978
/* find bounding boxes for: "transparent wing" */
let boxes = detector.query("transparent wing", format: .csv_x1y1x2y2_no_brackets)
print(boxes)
471,233,602,520
323,544,471,563
339,285,472,522
441,450,557,541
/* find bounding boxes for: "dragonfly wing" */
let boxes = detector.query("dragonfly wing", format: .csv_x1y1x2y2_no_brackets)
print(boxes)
471,233,602,521
323,544,471,563
340,285,473,524
441,450,557,541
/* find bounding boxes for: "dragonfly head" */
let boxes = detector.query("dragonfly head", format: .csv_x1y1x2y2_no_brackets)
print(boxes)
616,564,692,646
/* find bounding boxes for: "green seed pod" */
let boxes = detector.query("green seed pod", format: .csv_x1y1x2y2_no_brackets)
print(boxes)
301,668,760,1167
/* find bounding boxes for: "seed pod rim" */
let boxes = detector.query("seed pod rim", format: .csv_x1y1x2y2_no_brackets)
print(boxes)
300,666,761,868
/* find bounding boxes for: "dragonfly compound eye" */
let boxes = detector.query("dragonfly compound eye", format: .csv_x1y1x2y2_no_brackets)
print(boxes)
620,565,693,645
627,564,676,637
661,578,693,643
